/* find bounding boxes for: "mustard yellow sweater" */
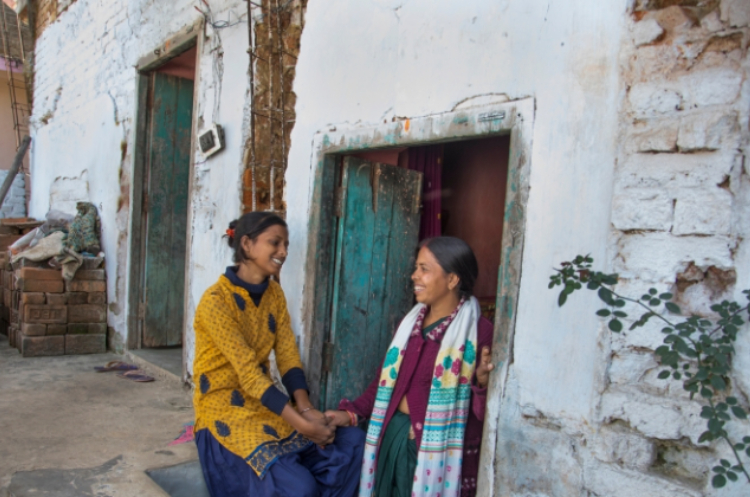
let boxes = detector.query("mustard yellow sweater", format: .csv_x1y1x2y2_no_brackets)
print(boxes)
193,268,311,476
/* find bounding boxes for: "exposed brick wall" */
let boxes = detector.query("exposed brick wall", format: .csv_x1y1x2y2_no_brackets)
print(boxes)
243,0,306,214
596,0,750,490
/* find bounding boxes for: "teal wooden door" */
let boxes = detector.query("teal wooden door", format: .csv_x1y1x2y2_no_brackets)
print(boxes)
324,157,423,408
142,73,194,347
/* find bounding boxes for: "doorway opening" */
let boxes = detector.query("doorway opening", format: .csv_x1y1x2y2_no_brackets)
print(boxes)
321,134,510,408
128,38,198,378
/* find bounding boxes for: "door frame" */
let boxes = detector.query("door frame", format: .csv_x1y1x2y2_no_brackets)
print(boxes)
302,98,534,495
127,20,203,381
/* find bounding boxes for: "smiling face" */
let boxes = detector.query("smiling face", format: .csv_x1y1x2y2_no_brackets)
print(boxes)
411,246,459,306
240,224,289,279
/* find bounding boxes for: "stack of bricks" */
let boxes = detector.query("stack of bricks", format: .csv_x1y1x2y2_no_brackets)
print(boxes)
4,266,107,357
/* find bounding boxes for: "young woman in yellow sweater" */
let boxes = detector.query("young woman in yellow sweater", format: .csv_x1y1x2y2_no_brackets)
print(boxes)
193,212,364,497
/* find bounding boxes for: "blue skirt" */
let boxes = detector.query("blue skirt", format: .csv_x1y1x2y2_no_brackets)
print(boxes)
196,427,365,497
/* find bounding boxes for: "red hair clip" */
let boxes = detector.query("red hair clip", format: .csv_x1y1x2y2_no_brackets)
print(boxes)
226,228,235,238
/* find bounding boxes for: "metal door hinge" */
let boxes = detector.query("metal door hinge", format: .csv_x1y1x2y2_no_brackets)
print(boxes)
333,186,345,218
322,341,335,373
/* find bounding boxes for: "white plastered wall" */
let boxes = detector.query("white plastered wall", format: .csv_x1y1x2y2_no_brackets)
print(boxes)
29,0,249,356
284,0,750,495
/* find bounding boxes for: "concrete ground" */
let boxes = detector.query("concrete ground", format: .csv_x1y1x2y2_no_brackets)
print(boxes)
0,334,200,497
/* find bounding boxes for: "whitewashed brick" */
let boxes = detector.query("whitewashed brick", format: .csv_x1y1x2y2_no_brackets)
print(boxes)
629,120,678,153
584,460,701,497
617,152,736,193
611,188,673,231
601,390,704,443
681,67,743,107
673,188,733,235
632,19,664,47
614,232,734,282
721,0,750,28
591,425,655,471
628,84,683,115
677,111,740,152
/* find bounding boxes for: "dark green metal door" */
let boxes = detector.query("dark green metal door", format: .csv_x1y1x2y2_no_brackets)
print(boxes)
142,73,194,347
323,157,423,408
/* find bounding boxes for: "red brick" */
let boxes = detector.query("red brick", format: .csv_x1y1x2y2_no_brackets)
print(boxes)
24,305,67,324
0,235,21,250
66,280,106,293
18,279,64,293
22,335,65,357
88,323,107,334
73,269,105,281
3,271,15,290
18,268,63,281
7,324,15,347
11,290,18,309
21,292,45,305
46,324,67,336
68,305,107,323
88,292,106,304
67,292,88,304
10,307,18,324
45,293,68,305
65,334,106,355
66,323,88,335
3,288,9,308
22,323,47,337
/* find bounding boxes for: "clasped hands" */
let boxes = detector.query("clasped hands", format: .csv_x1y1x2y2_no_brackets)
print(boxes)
296,346,493,446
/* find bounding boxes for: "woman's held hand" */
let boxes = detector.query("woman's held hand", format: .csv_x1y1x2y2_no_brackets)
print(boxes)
324,410,352,427
475,346,493,388
300,415,335,446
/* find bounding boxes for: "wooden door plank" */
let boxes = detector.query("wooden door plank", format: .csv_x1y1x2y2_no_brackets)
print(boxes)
165,77,193,346
327,157,376,406
325,159,423,407
143,73,193,347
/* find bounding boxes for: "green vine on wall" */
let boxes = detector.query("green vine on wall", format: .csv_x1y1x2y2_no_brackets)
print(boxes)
549,255,750,488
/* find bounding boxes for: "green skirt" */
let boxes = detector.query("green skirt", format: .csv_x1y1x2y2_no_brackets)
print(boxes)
374,411,417,497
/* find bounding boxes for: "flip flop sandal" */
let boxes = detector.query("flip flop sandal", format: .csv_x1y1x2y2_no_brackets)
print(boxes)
94,361,139,373
116,370,155,382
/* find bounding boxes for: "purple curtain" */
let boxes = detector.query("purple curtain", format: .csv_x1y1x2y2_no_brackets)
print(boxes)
408,145,443,240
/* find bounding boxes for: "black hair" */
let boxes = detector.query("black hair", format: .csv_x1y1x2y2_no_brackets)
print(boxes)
419,236,478,298
226,212,288,263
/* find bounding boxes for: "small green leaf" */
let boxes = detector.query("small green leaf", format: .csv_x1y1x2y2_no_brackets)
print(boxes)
598,287,613,305
710,376,727,391
731,406,747,419
596,309,611,317
672,372,681,380
659,292,673,300
609,319,623,332
726,471,738,482
701,387,714,399
713,466,726,474
699,431,714,443
734,443,745,451
658,370,671,379
720,459,731,468
614,299,626,308
649,288,657,295
558,291,568,307
665,302,681,314
726,396,738,405
712,474,726,488
649,298,661,306
614,311,627,318
743,436,750,444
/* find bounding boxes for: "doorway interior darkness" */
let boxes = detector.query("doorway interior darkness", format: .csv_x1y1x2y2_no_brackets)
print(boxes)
351,135,510,320
321,135,511,409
